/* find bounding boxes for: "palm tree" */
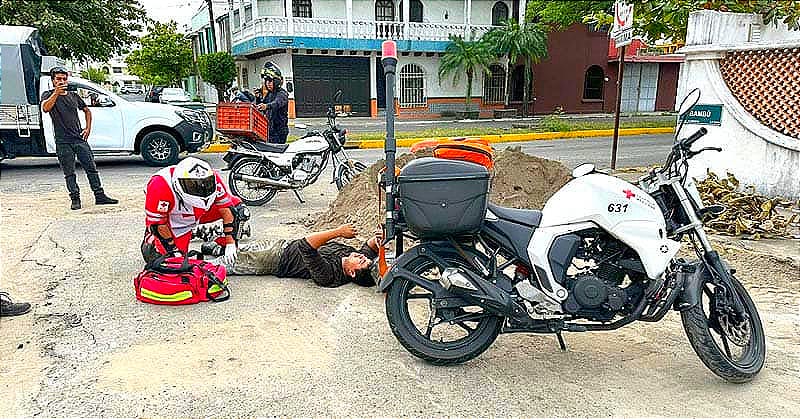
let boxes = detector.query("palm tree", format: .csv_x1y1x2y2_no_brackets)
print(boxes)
483,19,548,116
438,34,493,117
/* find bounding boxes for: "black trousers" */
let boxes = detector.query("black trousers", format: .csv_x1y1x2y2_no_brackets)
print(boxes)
55,142,104,198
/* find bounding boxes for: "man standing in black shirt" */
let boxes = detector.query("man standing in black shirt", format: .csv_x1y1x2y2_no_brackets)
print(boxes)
41,67,117,210
204,224,380,288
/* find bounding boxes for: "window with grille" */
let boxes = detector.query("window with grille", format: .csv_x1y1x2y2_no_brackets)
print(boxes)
583,65,604,100
376,0,395,21
399,64,426,107
293,0,312,18
492,2,509,26
244,5,252,22
483,64,506,104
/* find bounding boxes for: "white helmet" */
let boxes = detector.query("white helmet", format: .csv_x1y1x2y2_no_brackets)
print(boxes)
172,157,217,210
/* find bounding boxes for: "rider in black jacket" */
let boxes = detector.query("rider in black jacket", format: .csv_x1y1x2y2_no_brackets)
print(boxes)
256,61,289,144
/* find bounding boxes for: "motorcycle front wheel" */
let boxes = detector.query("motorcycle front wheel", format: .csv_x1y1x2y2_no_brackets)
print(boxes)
681,275,765,383
335,160,368,190
228,157,280,206
385,252,503,365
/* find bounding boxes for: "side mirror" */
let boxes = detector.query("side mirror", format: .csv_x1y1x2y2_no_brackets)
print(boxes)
97,95,115,107
677,88,701,118
333,89,343,104
572,163,595,178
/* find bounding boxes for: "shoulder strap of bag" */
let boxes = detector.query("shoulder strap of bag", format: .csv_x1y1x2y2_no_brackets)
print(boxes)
145,250,203,274
196,263,230,302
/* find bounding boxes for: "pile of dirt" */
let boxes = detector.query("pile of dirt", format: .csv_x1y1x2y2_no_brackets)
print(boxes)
312,146,571,236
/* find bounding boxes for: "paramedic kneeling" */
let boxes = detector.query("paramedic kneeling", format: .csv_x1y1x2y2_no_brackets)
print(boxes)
141,157,244,266
204,224,380,288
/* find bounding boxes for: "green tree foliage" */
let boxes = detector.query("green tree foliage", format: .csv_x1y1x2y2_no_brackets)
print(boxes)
583,0,800,43
0,0,146,61
80,67,108,84
526,1,613,28
197,52,237,102
126,22,193,87
482,19,549,115
438,35,494,113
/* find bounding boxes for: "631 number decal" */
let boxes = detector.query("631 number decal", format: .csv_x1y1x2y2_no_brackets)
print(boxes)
608,203,629,213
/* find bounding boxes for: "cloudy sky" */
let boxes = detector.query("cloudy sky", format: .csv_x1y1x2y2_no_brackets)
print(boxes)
138,0,202,30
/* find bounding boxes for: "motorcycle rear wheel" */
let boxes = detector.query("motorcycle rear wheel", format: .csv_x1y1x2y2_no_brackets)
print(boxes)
385,252,503,365
228,157,280,206
335,160,368,190
681,275,765,383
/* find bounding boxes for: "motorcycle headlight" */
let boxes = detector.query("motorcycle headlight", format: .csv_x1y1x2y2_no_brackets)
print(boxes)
176,109,207,125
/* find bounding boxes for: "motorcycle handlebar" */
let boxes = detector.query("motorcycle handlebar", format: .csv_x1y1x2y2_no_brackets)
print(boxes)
682,127,708,149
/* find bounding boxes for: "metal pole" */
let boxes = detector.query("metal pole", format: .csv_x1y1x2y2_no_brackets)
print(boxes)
381,40,398,245
206,0,217,52
611,45,625,170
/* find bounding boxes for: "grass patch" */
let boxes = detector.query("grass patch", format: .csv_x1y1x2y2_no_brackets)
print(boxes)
346,118,676,142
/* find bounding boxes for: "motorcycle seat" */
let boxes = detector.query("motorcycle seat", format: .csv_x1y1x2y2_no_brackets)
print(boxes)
251,142,290,153
487,202,542,227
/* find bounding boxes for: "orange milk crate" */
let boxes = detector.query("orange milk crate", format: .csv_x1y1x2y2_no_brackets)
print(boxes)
216,103,269,141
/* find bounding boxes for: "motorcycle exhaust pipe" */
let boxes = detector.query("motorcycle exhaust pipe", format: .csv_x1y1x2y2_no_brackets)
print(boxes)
234,174,293,189
439,267,531,324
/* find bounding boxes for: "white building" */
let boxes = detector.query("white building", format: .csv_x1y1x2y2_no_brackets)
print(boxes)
678,10,800,199
229,0,526,118
188,1,234,102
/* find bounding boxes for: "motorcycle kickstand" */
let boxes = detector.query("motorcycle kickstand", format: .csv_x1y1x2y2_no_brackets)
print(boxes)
293,189,306,204
555,331,567,351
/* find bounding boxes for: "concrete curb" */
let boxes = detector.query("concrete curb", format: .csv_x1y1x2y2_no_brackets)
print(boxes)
201,127,675,153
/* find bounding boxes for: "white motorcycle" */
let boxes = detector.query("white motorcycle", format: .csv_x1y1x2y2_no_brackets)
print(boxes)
378,89,765,383
223,91,366,205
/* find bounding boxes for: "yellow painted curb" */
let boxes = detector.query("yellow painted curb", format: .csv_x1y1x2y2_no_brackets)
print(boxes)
202,127,675,153
356,127,675,149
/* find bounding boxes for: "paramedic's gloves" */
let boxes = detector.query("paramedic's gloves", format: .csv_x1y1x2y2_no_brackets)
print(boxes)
221,244,238,266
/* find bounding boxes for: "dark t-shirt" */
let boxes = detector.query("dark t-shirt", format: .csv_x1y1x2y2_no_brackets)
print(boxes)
41,90,87,144
277,238,378,287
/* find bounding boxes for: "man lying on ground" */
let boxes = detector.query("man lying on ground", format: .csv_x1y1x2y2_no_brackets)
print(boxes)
203,224,381,288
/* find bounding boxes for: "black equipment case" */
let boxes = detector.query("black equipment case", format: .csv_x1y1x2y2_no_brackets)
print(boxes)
398,157,490,239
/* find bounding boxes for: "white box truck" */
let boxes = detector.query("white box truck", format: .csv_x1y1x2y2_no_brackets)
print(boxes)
0,26,213,166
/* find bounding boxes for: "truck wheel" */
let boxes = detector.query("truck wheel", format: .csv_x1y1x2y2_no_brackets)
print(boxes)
141,131,180,166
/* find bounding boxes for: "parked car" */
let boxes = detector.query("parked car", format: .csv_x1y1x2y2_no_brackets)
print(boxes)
120,85,143,95
160,87,192,103
145,85,164,103
0,25,213,166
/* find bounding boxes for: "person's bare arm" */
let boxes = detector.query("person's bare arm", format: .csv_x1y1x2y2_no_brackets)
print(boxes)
41,85,64,112
304,224,356,249
81,107,92,140
220,207,236,246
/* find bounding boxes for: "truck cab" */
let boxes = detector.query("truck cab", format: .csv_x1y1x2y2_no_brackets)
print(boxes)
0,25,213,166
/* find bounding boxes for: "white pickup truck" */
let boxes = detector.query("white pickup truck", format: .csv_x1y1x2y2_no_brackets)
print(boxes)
0,26,212,166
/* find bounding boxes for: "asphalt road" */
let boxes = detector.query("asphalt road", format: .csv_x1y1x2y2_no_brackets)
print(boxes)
0,134,674,184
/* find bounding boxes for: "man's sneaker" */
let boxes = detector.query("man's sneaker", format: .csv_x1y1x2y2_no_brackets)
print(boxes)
201,242,224,257
70,197,81,210
0,292,31,317
95,193,119,205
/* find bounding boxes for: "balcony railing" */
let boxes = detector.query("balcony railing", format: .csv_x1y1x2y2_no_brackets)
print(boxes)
233,16,495,46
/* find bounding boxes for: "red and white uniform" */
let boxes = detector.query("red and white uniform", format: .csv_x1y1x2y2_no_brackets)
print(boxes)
144,166,237,254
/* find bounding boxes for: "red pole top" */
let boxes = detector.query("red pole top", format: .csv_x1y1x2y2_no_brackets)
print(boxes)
382,40,397,59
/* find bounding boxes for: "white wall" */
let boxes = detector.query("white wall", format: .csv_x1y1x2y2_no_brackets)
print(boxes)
679,10,800,199
257,0,285,17
470,0,511,25
396,55,494,98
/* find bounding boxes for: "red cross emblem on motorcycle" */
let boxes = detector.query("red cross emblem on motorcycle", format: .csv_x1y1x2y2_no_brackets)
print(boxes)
623,189,636,199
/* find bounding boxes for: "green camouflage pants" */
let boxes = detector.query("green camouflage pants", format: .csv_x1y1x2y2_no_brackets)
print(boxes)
228,239,287,275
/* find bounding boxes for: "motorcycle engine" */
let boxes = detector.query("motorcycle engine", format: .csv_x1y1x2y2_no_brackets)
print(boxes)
561,233,642,321
563,273,628,321
291,153,323,182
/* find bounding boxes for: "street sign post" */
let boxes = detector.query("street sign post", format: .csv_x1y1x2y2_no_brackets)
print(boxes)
610,0,633,169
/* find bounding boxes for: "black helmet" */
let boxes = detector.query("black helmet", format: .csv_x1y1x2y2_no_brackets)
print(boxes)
260,61,283,86
50,66,69,79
